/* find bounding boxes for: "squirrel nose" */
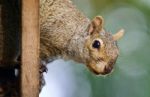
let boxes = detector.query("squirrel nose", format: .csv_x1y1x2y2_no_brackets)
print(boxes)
101,59,116,75
102,65,113,75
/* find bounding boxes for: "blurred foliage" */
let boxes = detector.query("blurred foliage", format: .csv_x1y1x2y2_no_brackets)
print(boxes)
72,0,150,97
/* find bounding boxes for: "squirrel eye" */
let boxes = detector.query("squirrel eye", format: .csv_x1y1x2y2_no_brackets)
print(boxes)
92,40,101,49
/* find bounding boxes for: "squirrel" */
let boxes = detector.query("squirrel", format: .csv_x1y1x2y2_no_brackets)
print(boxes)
40,0,124,75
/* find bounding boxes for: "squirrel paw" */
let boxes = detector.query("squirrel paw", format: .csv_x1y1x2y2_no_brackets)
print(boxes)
39,62,48,92
40,62,48,73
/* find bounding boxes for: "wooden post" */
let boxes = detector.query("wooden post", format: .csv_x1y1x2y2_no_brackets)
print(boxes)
21,0,39,97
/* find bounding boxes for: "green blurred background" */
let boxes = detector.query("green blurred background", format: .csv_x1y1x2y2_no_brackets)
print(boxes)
40,0,150,97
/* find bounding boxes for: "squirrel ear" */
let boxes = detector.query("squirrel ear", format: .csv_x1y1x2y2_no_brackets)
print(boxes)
113,29,125,41
88,16,104,34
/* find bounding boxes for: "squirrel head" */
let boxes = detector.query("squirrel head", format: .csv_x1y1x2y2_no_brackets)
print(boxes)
85,16,124,75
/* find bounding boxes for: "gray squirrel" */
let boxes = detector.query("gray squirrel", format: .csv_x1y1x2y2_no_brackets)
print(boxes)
40,0,124,75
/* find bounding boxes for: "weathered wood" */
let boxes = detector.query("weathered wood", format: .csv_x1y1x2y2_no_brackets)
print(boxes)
21,0,40,97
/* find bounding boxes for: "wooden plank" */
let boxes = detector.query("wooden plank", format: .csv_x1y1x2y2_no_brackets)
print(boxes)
21,0,39,97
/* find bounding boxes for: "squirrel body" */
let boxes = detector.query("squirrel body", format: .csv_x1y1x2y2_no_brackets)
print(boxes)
40,0,90,63
0,0,124,75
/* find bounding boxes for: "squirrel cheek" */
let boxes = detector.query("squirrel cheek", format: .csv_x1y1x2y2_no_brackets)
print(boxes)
87,62,108,75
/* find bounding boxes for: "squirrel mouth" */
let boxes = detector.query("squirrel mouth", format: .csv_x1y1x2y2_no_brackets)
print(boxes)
87,61,114,75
